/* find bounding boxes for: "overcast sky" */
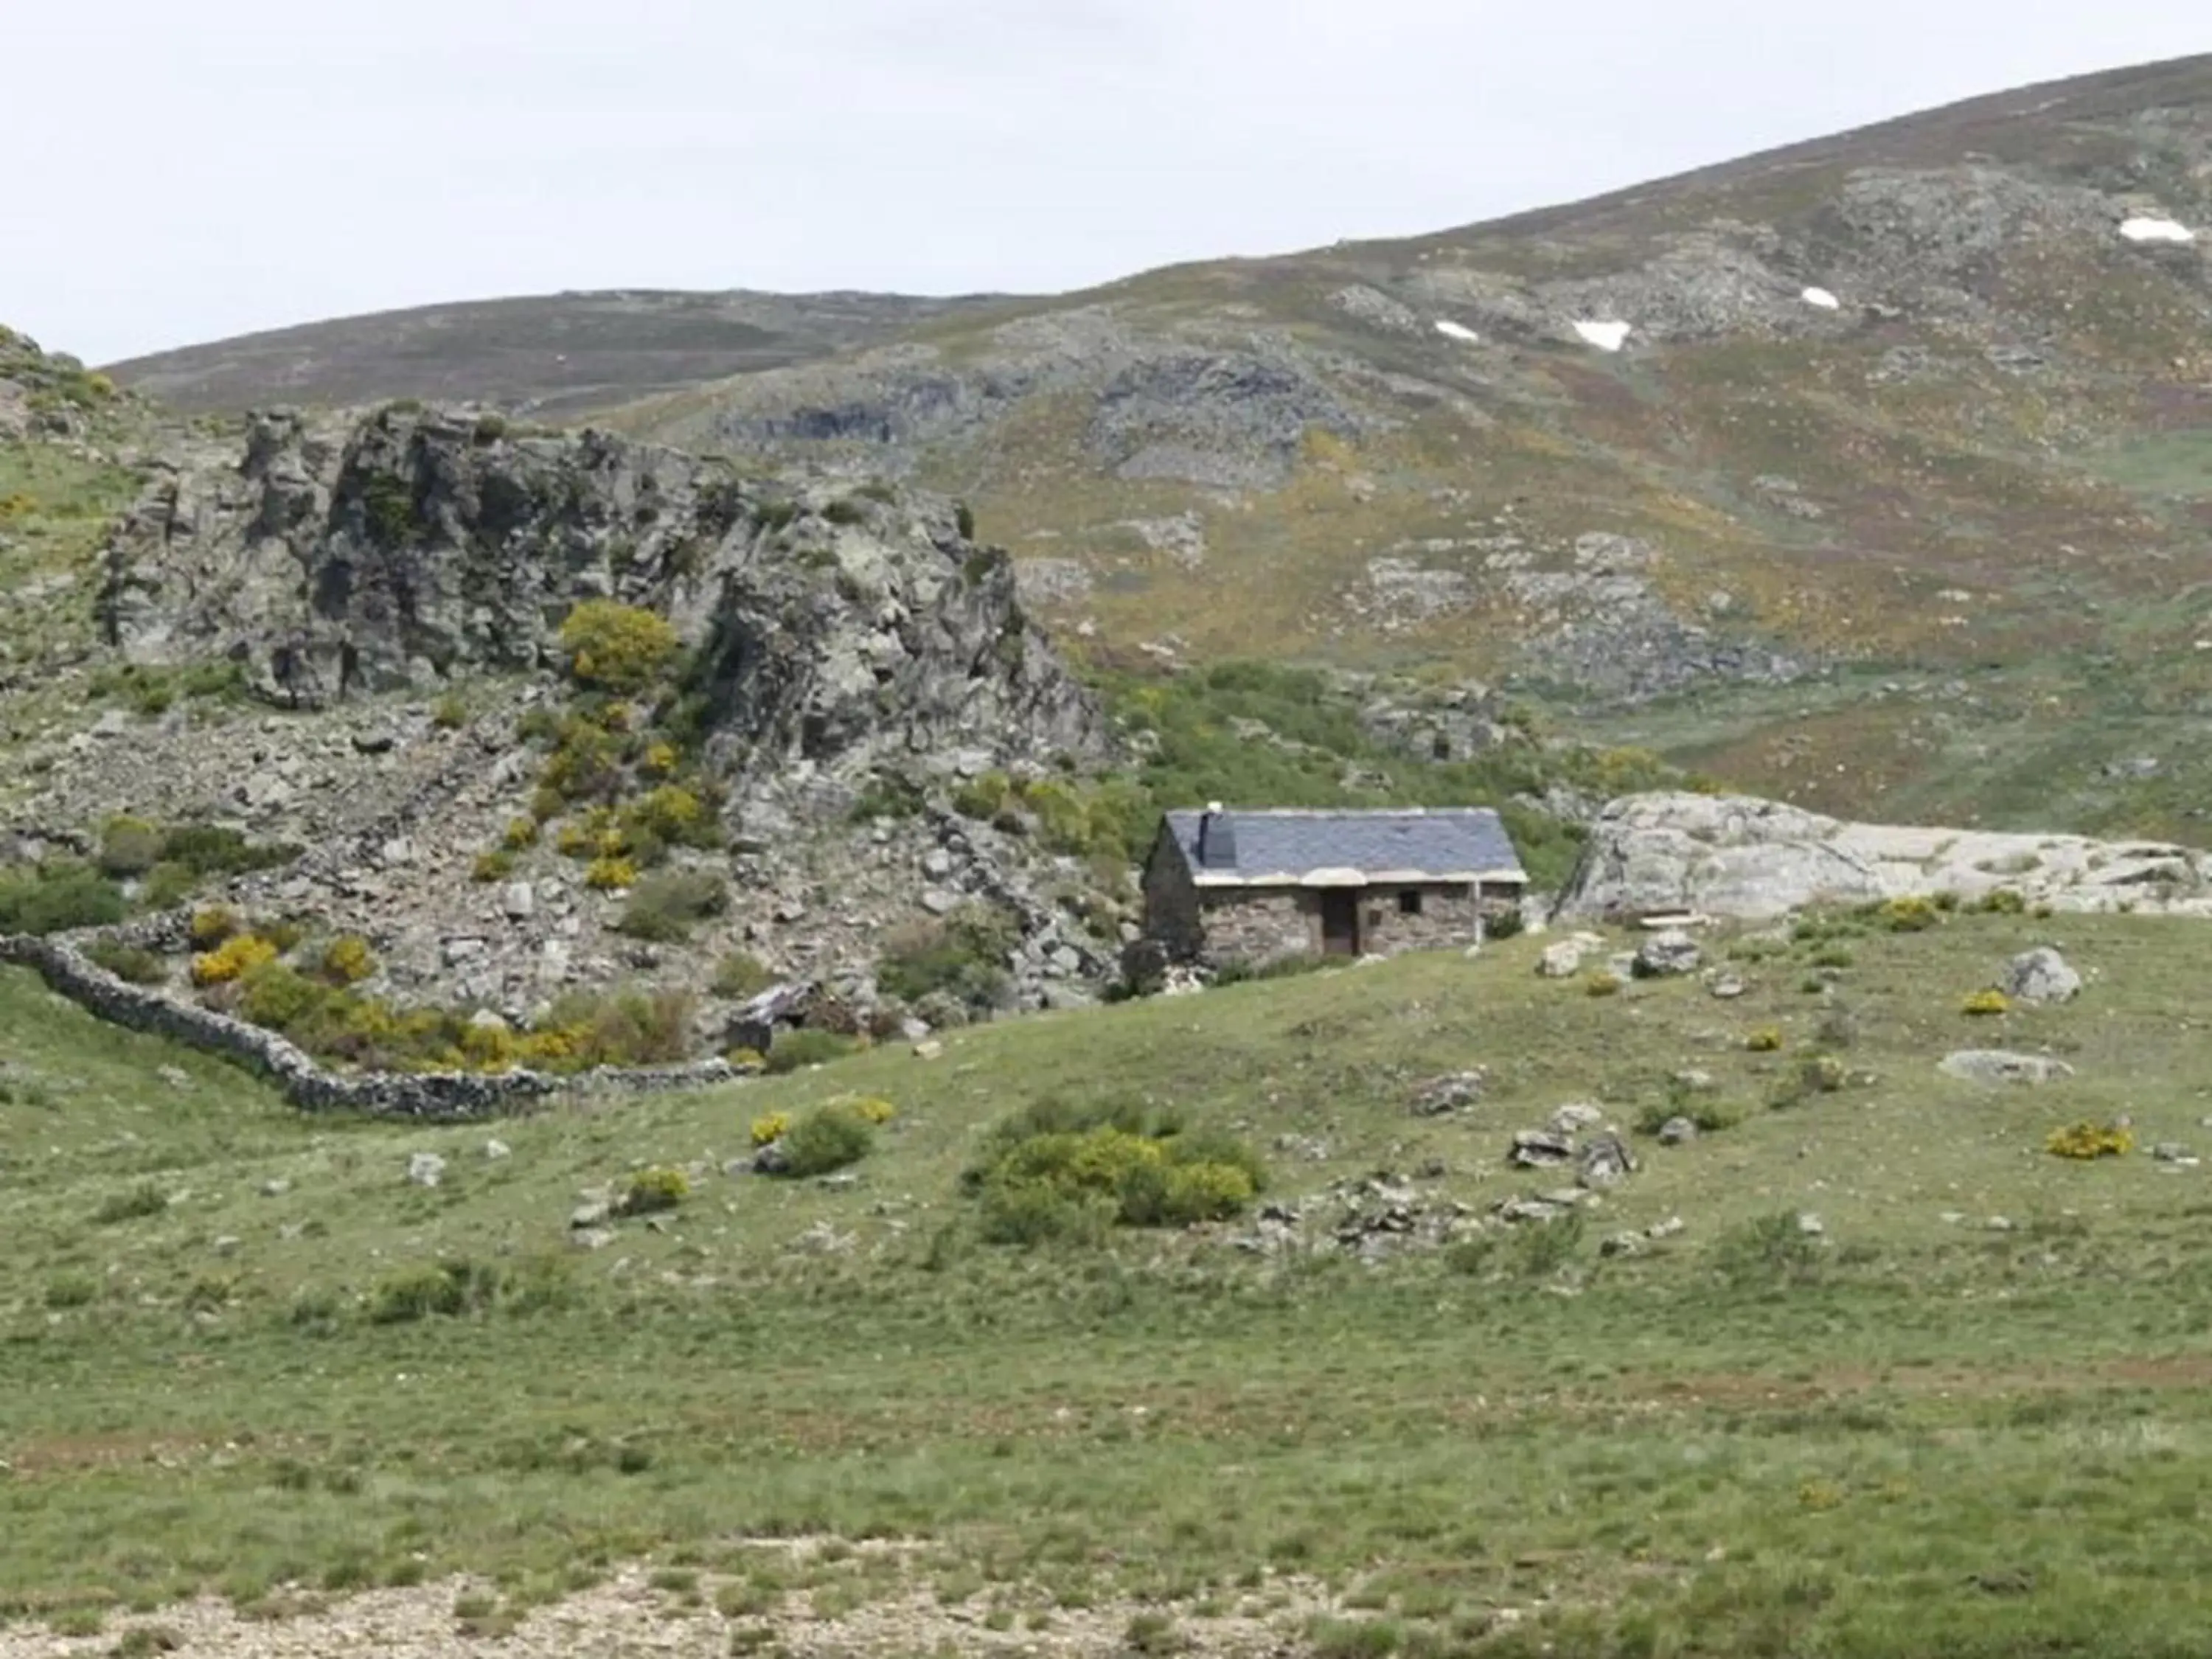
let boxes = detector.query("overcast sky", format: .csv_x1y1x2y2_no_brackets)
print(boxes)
7,1,2206,364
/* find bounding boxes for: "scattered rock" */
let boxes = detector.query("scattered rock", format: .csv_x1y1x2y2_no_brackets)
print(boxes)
569,1200,611,1229
406,1152,447,1188
1577,1133,1636,1189
1939,1050,2076,1087
259,1178,291,1197
1600,1231,1645,1258
1411,1071,1487,1116
1509,1129,1576,1168
911,1039,945,1061
571,1227,618,1251
1632,929,1702,978
1548,1102,1607,1135
2152,1142,2197,1164
1796,1213,1825,1237
1537,939,1586,978
1658,1116,1700,1147
788,1220,855,1254
212,1235,241,1256
1706,972,1747,1000
1646,1215,1687,1240
158,1065,192,1090
483,1138,512,1161
1497,1197,1568,1224
919,888,959,917
2002,947,2081,1005
501,882,536,922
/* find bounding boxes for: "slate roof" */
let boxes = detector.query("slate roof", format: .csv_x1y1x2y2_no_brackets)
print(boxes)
1160,807,1526,887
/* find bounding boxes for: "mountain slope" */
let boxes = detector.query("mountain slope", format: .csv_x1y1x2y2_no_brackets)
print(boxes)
104,288,1020,420
91,55,2212,830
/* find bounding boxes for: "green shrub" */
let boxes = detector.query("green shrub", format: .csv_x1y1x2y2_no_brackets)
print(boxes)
967,1105,1266,1245
86,939,167,985
159,824,299,880
1879,895,1941,932
236,962,331,1032
430,694,467,730
617,869,728,942
2046,1120,2135,1160
141,861,198,911
876,903,1018,1011
1712,1212,1823,1285
773,1103,877,1177
559,600,680,695
1962,988,2010,1017
97,814,166,877
366,1260,503,1324
617,1166,690,1215
1972,888,2027,915
761,1026,863,1079
712,952,777,1000
94,1183,170,1225
0,863,125,935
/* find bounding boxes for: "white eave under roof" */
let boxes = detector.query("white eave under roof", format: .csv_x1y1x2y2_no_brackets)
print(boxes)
1192,867,1528,888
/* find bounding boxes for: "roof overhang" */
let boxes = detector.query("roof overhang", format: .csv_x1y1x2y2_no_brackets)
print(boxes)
1192,868,1526,889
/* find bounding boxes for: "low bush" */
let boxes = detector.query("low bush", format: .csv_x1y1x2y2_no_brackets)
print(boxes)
1879,895,1941,932
712,952,776,1000
584,856,637,892
94,1183,170,1225
366,1260,505,1324
318,934,378,985
559,600,680,695
1972,888,2027,915
764,1028,864,1074
431,694,467,730
875,903,1018,1012
0,863,126,935
86,939,167,984
1961,989,2010,1017
617,869,728,942
1745,1025,1784,1053
1585,971,1623,998
1712,1211,1823,1286
2046,1120,2135,1161
966,1102,1266,1245
190,933,279,987
472,849,515,884
773,1102,877,1178
97,814,167,877
616,1166,690,1215
189,905,239,947
749,1111,792,1148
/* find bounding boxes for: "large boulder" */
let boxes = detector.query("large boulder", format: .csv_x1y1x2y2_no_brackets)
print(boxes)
1632,929,1702,977
1557,791,2212,920
2003,947,2081,1004
1939,1050,2076,1087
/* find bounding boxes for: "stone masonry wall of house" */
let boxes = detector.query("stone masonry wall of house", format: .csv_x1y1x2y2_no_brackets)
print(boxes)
0,932,737,1119
1197,882,1495,963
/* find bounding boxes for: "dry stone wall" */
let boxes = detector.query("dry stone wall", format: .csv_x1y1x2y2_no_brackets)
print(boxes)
0,931,737,1119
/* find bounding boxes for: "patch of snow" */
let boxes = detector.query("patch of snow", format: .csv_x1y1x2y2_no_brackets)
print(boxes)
1801,286,1840,310
1433,319,1481,343
1572,320,1632,352
2120,216,2196,245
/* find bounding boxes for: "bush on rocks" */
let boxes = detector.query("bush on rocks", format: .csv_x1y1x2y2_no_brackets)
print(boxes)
964,1100,1267,1245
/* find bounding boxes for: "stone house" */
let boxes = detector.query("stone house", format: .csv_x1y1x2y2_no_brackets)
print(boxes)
1141,805,1528,965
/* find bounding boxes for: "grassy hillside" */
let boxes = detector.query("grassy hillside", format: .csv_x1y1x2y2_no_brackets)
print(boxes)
7,903,2212,1654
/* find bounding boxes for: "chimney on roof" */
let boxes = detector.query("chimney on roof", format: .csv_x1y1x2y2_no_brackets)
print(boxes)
1195,803,1237,869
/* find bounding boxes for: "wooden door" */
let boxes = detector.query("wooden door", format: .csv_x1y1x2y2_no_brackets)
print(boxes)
1320,890,1360,956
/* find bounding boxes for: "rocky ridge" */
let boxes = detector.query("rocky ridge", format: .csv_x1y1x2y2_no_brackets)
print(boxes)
4,403,1132,1042
1557,791,2212,921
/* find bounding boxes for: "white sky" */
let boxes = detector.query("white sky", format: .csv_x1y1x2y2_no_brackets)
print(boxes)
5,1,2207,364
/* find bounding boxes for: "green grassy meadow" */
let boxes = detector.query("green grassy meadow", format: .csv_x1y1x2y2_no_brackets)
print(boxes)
7,908,2212,1652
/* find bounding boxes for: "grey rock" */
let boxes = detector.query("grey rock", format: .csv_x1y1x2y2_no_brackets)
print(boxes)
921,849,954,880
1411,1071,1486,1116
1706,972,1747,1000
1578,1132,1636,1189
1796,1213,1825,1236
351,729,397,755
501,882,536,921
1509,1129,1576,1168
259,1178,292,1197
212,1235,241,1256
2152,1142,2194,1164
158,1065,193,1090
569,1200,611,1229
1537,939,1587,978
1632,930,1702,978
2002,946,2081,1005
406,1151,447,1188
571,1227,618,1251
1646,1216,1687,1239
1497,1198,1567,1224
1549,1102,1607,1135
1657,1116,1700,1147
1600,1231,1645,1258
1939,1050,2076,1087
919,888,959,917
482,1138,512,1161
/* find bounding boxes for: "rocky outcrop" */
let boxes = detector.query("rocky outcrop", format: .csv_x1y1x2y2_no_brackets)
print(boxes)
98,406,1109,776
1557,792,2212,921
